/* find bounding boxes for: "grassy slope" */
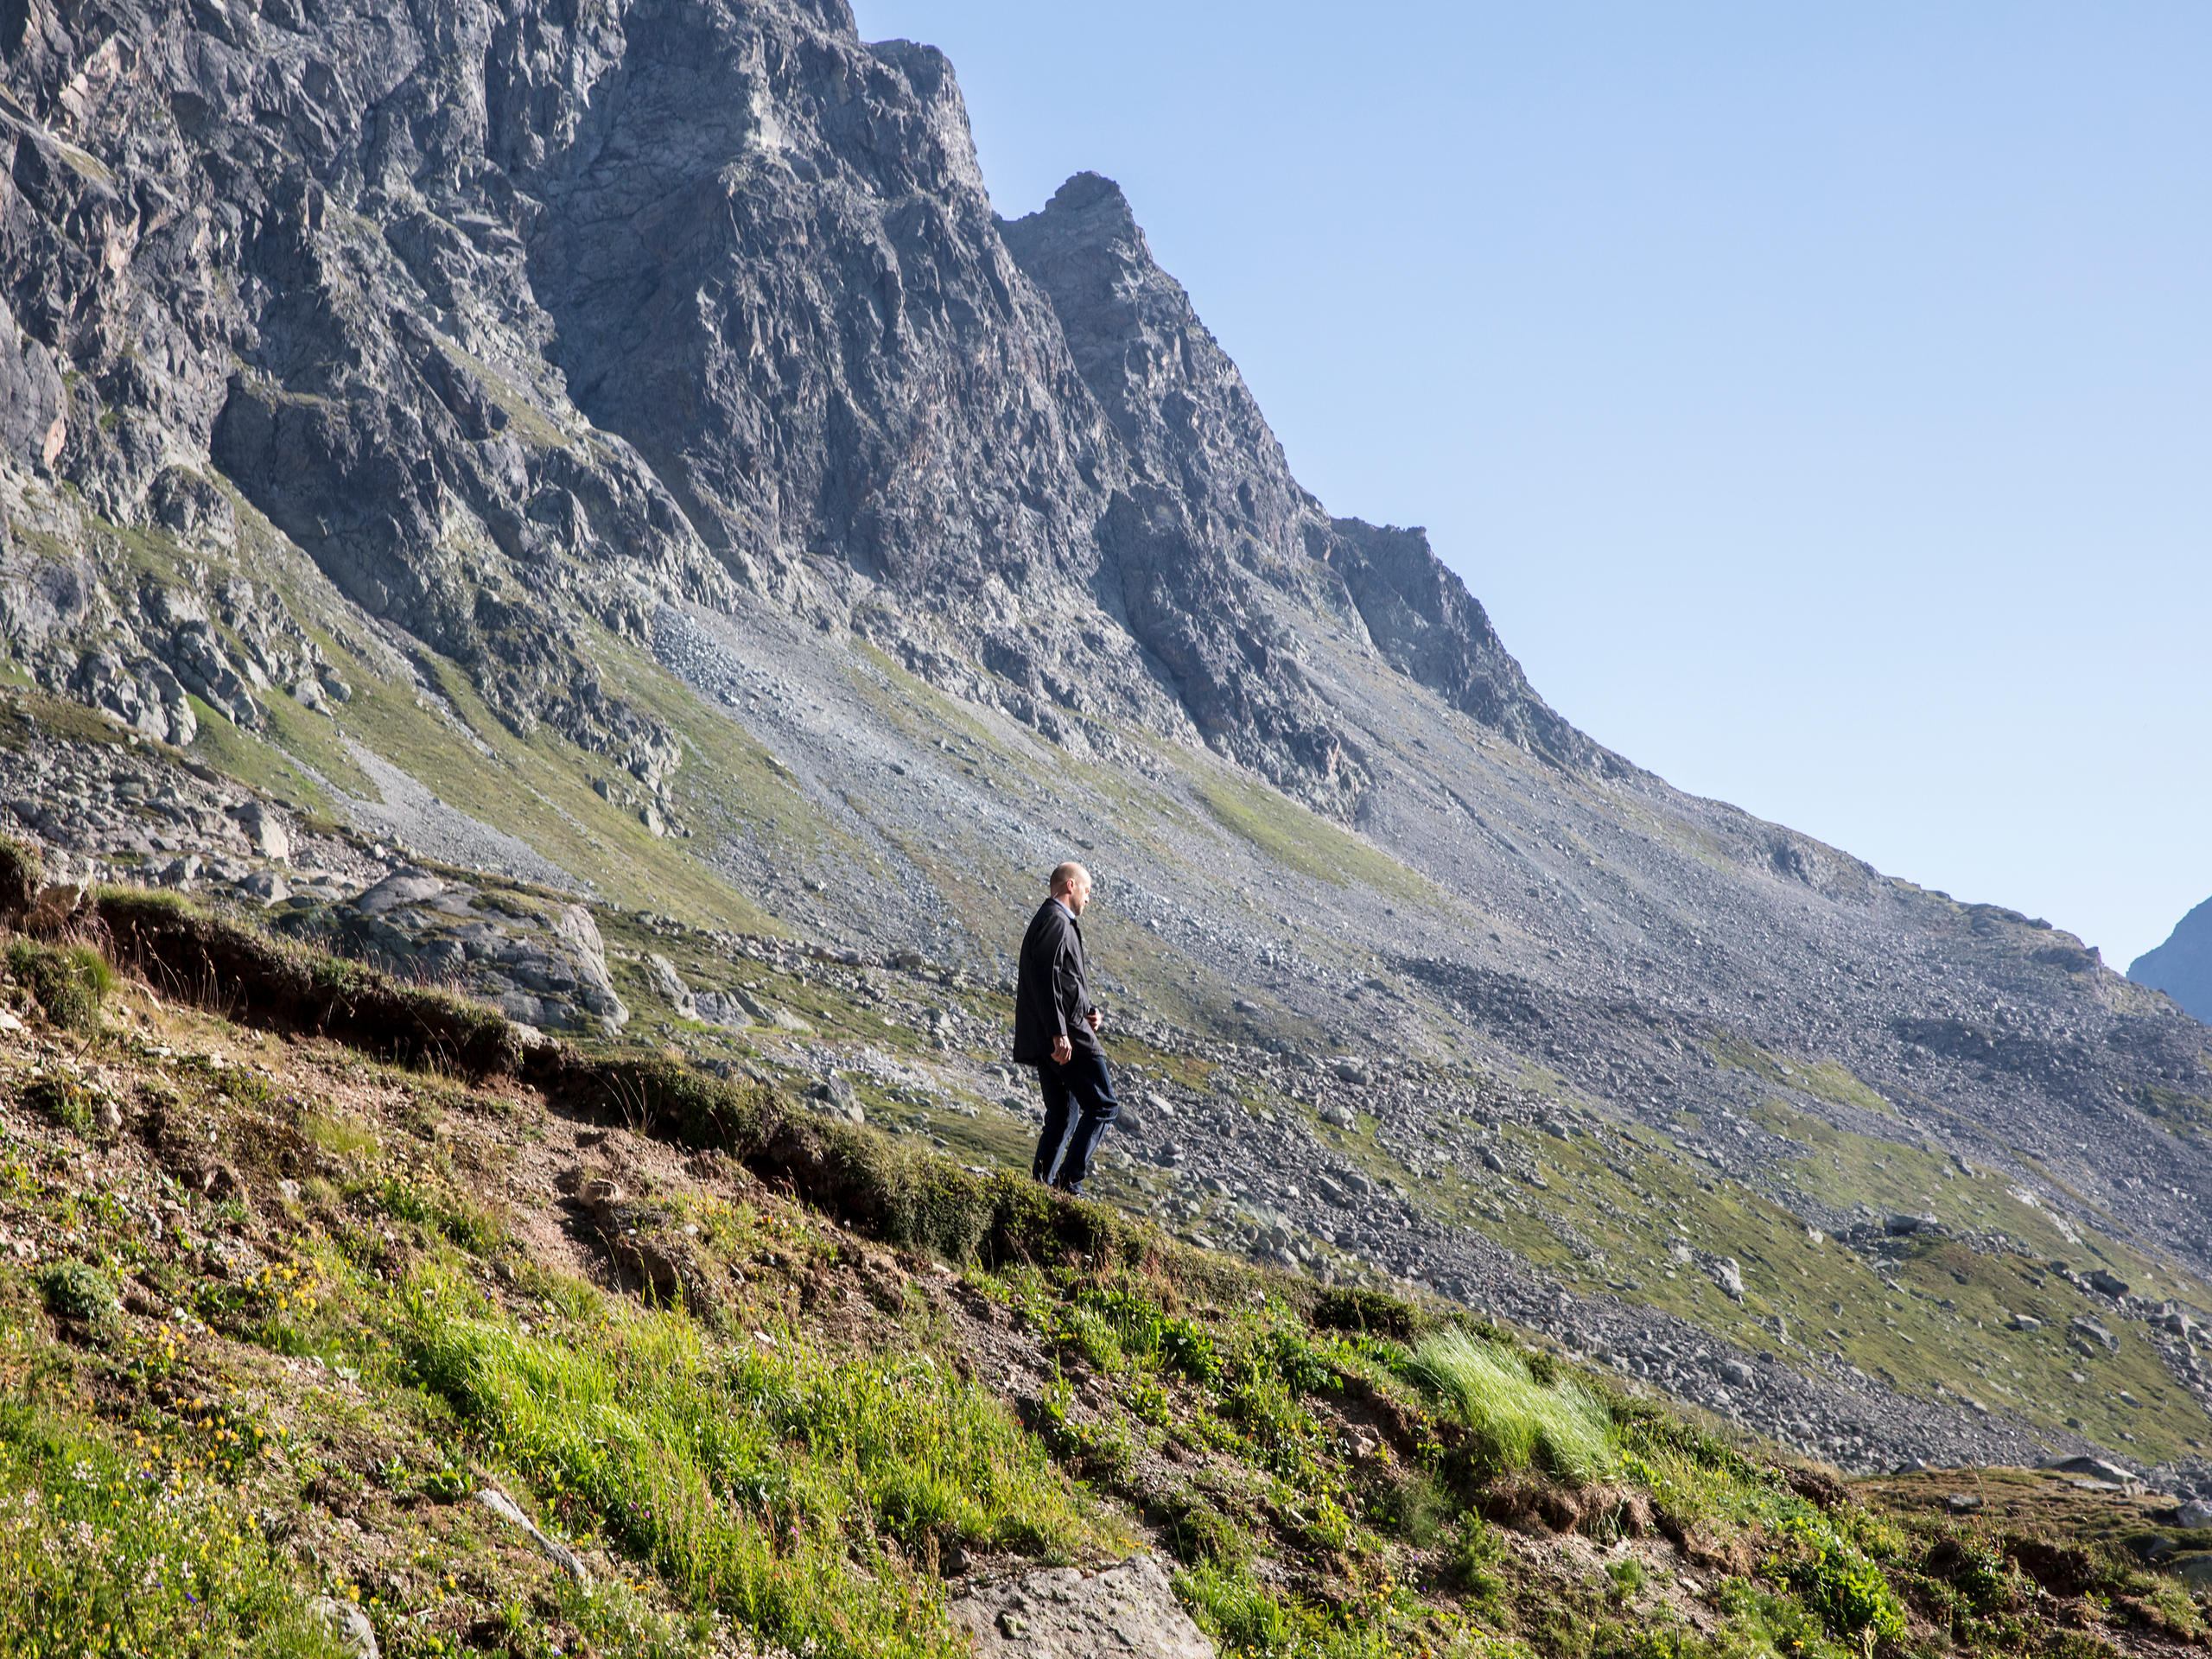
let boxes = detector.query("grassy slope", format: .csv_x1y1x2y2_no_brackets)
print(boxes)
2,933,2210,1659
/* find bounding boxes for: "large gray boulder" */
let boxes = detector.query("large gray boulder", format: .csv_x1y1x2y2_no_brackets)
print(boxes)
949,1555,1214,1658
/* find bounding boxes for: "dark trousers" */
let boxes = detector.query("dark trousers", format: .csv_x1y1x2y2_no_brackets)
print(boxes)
1033,1052,1119,1194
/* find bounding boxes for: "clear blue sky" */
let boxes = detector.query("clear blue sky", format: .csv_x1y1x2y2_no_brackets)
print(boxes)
854,1,2211,970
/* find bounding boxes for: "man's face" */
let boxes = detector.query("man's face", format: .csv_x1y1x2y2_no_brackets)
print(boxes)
1059,868,1093,914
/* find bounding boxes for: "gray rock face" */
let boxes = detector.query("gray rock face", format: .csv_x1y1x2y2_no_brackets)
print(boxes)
949,1554,1214,1658
1001,173,1592,780
305,1596,379,1659
281,879,629,1035
0,0,1556,811
2133,899,2212,1024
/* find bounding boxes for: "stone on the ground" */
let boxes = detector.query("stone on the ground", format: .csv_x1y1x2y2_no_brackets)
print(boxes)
949,1554,1214,1657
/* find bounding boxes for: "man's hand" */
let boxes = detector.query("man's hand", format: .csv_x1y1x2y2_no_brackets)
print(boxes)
1052,1033,1073,1065
1086,1007,1102,1033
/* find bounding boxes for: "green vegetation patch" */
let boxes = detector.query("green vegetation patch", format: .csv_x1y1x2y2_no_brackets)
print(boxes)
97,888,519,1077
1407,1330,1615,1482
1713,1035,1892,1117
1191,769,1433,903
401,1261,1097,1658
5,938,115,1033
0,1396,322,1653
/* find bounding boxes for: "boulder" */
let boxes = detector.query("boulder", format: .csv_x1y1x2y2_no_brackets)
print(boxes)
2044,1454,2138,1487
645,952,696,1019
948,1554,1213,1658
354,870,445,915
305,1596,378,1659
2067,1316,2118,1352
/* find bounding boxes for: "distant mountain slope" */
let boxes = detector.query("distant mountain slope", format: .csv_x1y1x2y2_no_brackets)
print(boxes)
2133,898,2212,1023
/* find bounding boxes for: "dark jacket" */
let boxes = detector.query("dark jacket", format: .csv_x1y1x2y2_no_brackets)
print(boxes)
1012,898,1099,1064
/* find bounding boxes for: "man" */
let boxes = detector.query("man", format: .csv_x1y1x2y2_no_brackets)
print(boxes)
1012,861,1119,1194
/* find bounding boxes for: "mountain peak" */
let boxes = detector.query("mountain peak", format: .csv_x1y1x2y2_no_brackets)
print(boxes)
1035,169,1141,228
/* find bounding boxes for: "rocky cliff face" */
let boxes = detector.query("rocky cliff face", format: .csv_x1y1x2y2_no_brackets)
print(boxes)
1001,172,1597,776
0,0,1579,810
1,0,2209,1481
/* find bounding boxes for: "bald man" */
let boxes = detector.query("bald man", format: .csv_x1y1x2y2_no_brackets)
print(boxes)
1012,861,1120,1194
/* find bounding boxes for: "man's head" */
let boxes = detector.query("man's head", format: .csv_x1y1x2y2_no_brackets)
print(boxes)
1050,861,1093,915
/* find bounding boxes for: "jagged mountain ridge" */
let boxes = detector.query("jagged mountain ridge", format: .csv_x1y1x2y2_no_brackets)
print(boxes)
0,0,2208,1479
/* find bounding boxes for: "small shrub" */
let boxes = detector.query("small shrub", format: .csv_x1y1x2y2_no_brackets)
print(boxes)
1771,1512,1908,1643
377,1175,504,1251
1711,1576,1847,1659
1378,1469,1454,1548
1031,1376,1134,1479
0,836,41,916
1175,1560,1296,1649
1159,1494,1249,1567
1160,1318,1222,1386
1925,1531,2024,1616
1311,1285,1422,1341
22,1074,99,1136
37,1261,117,1320
6,939,114,1032
1126,1376,1174,1427
1405,1329,1615,1482
1079,1285,1169,1358
1056,1304,1125,1372
1607,1555,1649,1599
1452,1511,1510,1611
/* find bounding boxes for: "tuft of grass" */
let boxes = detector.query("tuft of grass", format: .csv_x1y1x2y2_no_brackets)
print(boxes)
22,1073,102,1137
36,1261,117,1319
6,938,114,1032
0,836,41,916
1405,1330,1615,1483
1312,1285,1426,1342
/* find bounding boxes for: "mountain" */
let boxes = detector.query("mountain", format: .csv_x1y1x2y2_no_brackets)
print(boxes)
0,0,2207,1505
2133,899,2212,1023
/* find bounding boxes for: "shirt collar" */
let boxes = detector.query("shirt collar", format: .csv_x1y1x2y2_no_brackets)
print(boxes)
1052,897,1077,922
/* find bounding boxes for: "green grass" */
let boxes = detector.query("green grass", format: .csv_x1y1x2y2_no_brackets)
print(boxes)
1190,769,1432,903
183,695,343,813
6,937,115,1032
1404,1330,1616,1482
397,1260,1103,1659
0,1395,327,1656
1713,1037,1893,1118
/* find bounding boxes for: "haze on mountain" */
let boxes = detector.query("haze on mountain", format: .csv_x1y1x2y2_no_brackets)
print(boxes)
2134,901,2212,1026
0,0,2205,1489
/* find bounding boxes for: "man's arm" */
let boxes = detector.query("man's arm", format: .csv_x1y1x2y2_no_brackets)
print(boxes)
1050,918,1090,1063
